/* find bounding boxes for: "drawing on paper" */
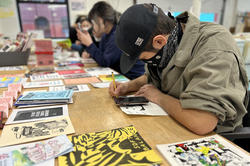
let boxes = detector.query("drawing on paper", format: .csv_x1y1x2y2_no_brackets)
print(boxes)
12,119,68,139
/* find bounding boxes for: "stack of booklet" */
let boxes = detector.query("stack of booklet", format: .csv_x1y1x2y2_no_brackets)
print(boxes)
14,90,74,107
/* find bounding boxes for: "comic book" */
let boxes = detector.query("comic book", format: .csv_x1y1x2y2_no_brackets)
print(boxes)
58,126,162,166
156,135,250,166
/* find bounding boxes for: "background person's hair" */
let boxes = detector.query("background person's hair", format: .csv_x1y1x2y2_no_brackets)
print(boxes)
88,1,120,26
143,4,176,52
75,15,87,24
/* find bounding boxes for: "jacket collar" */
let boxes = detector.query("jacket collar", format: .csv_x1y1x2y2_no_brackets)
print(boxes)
166,12,200,69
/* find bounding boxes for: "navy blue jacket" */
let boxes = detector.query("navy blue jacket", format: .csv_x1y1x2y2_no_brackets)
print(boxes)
86,25,145,80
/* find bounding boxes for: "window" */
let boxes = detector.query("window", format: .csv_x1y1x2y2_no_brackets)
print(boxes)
16,0,70,38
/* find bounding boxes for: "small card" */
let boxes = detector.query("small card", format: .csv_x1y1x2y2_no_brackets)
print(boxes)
0,103,9,118
64,77,101,85
8,83,22,93
49,84,90,92
0,97,13,108
3,91,18,100
57,69,86,75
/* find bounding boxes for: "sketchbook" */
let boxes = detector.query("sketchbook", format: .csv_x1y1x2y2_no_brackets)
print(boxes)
0,116,75,147
156,135,250,166
6,105,69,124
58,125,162,166
0,135,73,166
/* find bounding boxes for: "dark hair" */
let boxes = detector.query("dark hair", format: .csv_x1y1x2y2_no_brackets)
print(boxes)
88,1,120,26
143,4,176,52
75,15,87,24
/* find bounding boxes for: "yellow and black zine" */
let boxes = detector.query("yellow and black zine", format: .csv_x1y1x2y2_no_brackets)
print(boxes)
58,126,162,166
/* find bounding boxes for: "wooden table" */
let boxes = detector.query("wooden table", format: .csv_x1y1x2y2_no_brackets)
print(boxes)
0,64,249,166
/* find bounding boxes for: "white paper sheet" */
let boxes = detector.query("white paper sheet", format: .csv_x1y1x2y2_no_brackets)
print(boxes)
85,67,118,76
119,102,168,116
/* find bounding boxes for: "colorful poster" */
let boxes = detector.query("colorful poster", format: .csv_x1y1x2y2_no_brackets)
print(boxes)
157,135,250,166
6,105,69,124
0,116,75,147
58,126,162,166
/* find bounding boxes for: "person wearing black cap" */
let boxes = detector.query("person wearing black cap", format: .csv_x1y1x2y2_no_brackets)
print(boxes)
109,4,248,136
77,1,145,80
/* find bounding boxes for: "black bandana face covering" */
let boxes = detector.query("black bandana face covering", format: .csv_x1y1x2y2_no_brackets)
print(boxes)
142,48,163,67
143,22,183,69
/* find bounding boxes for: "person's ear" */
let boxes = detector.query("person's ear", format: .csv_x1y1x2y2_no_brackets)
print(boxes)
152,35,168,50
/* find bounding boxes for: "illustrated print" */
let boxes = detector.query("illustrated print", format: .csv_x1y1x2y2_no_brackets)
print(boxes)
59,126,162,166
166,138,249,166
11,119,68,139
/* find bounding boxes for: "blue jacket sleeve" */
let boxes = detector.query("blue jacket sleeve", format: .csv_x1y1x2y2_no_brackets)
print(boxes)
85,39,121,67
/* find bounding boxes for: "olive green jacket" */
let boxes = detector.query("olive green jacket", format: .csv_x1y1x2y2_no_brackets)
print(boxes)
146,12,248,133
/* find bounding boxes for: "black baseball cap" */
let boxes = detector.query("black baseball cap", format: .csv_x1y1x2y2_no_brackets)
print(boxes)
115,4,159,74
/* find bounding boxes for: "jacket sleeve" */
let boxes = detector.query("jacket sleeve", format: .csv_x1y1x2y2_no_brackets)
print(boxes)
86,37,121,67
180,50,247,131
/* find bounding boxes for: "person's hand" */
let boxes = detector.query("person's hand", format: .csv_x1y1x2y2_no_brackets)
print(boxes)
75,40,81,45
82,51,90,58
135,84,162,104
76,29,93,47
109,82,129,97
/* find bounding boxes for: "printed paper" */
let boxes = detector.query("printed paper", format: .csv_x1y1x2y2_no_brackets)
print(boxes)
6,105,69,124
0,116,75,147
156,135,250,166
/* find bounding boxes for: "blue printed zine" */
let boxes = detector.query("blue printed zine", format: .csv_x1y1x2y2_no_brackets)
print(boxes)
18,90,74,101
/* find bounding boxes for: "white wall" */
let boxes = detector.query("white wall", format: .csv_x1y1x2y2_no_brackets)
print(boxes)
0,0,20,39
69,0,133,25
137,0,223,23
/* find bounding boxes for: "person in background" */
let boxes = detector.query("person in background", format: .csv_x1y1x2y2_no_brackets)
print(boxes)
109,4,248,138
77,1,145,80
69,15,86,54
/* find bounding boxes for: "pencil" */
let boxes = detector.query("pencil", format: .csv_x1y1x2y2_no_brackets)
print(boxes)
112,72,117,90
